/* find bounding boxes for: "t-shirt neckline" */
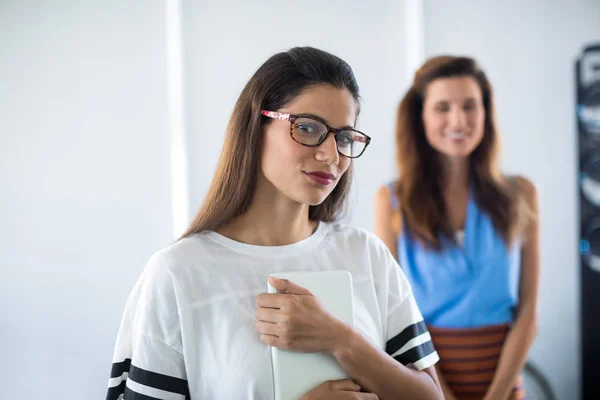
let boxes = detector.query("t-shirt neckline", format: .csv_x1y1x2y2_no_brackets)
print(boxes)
202,221,329,258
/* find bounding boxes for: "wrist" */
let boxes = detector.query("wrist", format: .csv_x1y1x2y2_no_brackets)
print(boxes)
485,378,515,400
329,320,356,359
482,388,502,400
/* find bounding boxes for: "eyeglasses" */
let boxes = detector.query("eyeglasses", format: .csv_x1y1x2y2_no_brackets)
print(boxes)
261,110,371,159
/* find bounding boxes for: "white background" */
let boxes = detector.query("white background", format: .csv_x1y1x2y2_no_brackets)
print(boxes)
1,1,599,399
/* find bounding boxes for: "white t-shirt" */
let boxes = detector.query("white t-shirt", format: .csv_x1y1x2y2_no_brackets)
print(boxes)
106,222,439,400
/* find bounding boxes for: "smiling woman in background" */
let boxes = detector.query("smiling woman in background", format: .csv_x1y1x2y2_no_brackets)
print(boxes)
374,56,540,400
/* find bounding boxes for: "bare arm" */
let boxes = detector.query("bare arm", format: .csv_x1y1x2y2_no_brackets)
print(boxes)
484,177,540,400
434,364,458,400
373,185,399,260
332,323,442,400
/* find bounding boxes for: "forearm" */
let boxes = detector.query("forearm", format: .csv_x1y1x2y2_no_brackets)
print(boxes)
434,364,457,400
484,307,537,400
332,324,442,400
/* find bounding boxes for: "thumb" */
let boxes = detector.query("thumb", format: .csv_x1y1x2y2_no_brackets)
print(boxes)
268,276,313,295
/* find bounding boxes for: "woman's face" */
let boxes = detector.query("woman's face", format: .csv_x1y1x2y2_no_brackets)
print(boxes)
421,76,486,159
260,84,357,206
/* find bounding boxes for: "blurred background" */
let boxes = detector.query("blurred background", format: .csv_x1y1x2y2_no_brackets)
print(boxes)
1,0,599,399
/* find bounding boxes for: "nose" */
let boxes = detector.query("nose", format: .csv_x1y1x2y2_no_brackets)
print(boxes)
449,107,467,130
315,132,339,165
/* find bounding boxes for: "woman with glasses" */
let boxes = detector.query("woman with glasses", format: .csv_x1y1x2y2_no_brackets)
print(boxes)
106,47,443,400
373,56,540,400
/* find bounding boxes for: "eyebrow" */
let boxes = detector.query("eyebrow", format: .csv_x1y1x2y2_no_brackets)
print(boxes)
435,97,478,104
294,112,355,130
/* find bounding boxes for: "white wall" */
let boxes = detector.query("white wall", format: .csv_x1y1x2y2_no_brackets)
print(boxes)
4,1,596,398
182,0,407,230
423,1,600,398
0,1,173,398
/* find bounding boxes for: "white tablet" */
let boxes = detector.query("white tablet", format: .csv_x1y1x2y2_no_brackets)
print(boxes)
268,270,355,400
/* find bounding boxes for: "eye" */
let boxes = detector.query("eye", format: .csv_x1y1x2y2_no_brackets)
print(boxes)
464,102,477,111
295,122,320,134
337,132,354,145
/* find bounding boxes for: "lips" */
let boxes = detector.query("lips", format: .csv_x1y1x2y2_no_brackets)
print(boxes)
443,131,468,139
306,171,336,180
305,171,336,186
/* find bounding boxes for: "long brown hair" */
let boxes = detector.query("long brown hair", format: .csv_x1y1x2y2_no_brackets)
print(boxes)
181,47,360,238
395,55,529,249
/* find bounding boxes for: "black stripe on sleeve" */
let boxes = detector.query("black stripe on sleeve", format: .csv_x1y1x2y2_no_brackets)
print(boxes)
385,320,428,355
123,385,162,400
392,340,436,366
105,380,126,400
129,364,189,396
110,358,132,378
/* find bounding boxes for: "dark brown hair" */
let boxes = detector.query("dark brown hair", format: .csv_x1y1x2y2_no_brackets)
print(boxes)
395,55,530,249
182,47,360,238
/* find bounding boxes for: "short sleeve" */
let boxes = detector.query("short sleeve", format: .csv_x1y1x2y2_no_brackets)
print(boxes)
106,254,190,400
382,249,439,371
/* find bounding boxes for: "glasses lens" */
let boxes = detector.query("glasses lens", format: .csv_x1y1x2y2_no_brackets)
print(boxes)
291,118,328,145
336,130,368,158
291,117,369,158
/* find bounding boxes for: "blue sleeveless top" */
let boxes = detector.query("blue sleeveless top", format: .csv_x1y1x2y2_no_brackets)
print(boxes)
388,183,521,328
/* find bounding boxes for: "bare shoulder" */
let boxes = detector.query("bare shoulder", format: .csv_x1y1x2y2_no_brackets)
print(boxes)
375,184,394,210
513,175,538,208
374,184,396,230
374,183,403,225
373,183,401,257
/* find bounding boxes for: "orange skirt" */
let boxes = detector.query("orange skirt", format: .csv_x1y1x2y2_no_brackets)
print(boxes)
428,323,524,400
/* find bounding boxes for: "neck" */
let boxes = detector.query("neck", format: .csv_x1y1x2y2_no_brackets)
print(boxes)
216,176,317,247
441,156,470,193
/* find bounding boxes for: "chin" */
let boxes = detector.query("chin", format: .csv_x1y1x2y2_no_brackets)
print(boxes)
291,180,335,205
306,194,330,206
437,143,478,158
295,189,331,206
446,149,474,158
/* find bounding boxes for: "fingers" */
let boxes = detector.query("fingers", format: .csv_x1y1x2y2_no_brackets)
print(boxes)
254,320,278,335
358,393,379,399
255,307,281,323
257,277,314,308
268,276,313,295
258,334,279,347
326,380,379,399
255,293,288,308
256,292,316,310
327,379,361,392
